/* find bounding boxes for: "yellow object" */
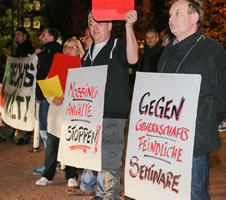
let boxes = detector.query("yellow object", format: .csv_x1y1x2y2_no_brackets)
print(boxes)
37,75,63,98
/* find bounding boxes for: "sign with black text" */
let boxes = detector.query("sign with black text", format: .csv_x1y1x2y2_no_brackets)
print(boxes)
58,65,108,171
125,72,201,200
0,54,38,131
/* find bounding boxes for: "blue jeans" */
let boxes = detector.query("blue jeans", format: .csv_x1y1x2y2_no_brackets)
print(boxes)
39,99,49,148
80,169,104,197
191,154,210,200
39,99,49,131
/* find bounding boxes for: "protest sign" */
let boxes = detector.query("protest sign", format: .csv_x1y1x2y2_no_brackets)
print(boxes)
0,54,38,131
58,65,108,171
125,72,201,200
48,53,81,92
92,0,134,21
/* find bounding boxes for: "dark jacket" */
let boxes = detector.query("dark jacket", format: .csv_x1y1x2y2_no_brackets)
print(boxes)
15,39,34,58
81,34,130,119
36,41,62,100
140,42,163,72
157,29,226,157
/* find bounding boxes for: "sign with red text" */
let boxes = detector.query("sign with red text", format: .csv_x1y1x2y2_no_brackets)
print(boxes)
0,54,38,131
92,0,134,21
125,73,201,200
58,65,108,171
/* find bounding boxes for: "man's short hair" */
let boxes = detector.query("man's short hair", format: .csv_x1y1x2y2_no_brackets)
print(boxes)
16,27,30,39
88,11,92,26
88,11,112,26
146,28,159,37
43,27,59,41
173,0,204,27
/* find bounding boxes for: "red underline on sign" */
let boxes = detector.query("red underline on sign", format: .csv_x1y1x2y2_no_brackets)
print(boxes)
69,145,91,153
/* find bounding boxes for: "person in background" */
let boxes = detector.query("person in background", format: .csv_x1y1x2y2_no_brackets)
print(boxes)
157,0,226,199
81,28,93,51
162,27,174,47
35,37,84,187
32,27,62,175
0,27,34,144
139,28,162,72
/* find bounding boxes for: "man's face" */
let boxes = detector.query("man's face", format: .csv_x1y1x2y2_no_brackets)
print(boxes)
81,29,93,50
39,29,53,46
169,0,197,41
15,31,26,44
145,32,158,48
88,16,112,44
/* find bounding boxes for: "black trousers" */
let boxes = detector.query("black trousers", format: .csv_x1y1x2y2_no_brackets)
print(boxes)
42,133,78,181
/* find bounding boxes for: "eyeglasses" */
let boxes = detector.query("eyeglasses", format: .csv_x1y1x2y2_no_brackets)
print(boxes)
64,46,79,50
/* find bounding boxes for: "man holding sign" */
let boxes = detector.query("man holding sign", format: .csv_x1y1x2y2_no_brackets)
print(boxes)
80,8,138,200
157,0,226,199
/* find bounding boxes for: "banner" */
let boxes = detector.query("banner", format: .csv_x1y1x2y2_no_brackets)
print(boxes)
58,65,108,171
0,54,38,131
125,72,201,200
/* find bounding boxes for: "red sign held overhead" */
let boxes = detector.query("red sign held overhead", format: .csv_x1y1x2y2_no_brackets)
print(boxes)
92,0,134,21
48,53,81,93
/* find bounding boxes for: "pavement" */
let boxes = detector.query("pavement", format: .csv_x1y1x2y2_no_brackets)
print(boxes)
0,126,130,200
0,126,226,200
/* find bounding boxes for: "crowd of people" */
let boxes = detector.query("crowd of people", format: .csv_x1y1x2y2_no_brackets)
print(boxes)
0,0,225,200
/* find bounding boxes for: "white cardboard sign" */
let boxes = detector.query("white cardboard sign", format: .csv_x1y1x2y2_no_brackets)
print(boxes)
0,54,38,131
58,65,108,171
125,72,201,200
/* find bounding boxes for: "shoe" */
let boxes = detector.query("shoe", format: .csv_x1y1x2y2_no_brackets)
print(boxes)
15,138,29,145
67,178,79,187
90,196,103,200
32,166,45,175
0,136,6,142
218,121,226,132
36,177,52,186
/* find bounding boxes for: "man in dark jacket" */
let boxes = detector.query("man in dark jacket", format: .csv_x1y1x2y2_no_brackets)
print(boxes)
0,27,35,144
139,28,162,72
78,11,138,200
32,27,62,175
157,0,226,199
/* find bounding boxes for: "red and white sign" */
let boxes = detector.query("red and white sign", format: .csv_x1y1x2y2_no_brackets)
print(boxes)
125,72,201,200
58,65,108,171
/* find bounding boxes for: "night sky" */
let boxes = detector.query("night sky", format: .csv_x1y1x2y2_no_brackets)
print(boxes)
44,0,92,38
43,0,168,39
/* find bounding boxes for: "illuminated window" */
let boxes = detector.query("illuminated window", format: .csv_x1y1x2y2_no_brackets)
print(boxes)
33,18,40,29
24,18,31,28
34,1,40,11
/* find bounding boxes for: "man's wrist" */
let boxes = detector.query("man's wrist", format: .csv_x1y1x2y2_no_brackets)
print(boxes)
125,23,134,29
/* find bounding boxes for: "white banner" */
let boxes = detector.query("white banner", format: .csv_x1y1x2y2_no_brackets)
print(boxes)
0,54,38,131
125,72,201,200
58,65,108,171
